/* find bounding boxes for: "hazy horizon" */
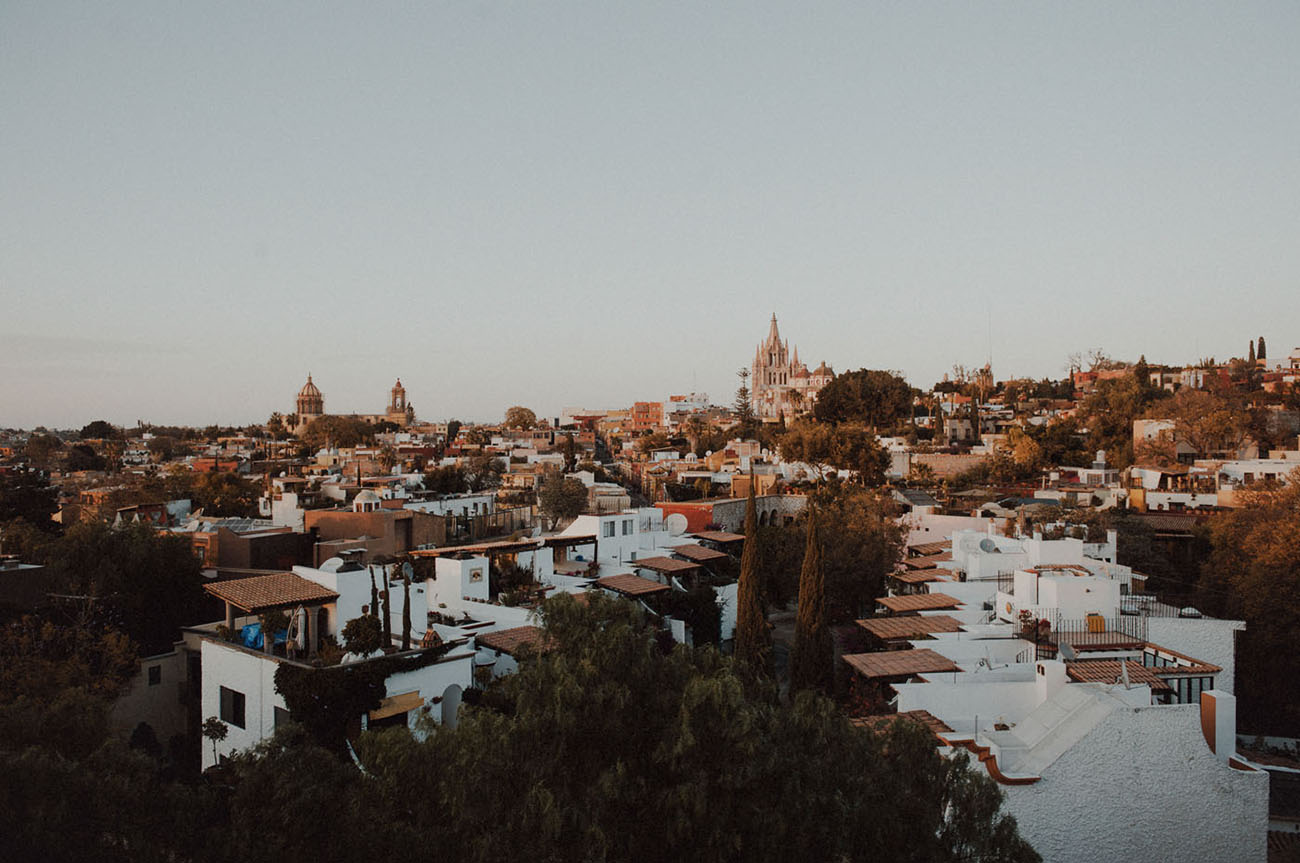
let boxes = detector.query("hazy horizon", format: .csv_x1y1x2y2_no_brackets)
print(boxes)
5,2,1298,429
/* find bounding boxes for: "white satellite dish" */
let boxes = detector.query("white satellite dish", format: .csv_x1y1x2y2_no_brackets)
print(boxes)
665,513,688,536
979,537,998,553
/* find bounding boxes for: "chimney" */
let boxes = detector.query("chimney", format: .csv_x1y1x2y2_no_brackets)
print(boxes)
1093,450,1107,470
1200,690,1237,763
1035,660,1068,705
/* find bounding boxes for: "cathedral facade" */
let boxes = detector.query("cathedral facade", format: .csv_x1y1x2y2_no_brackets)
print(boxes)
289,375,416,435
751,315,834,422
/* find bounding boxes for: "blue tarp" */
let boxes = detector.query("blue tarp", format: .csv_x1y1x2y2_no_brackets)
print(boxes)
239,622,288,650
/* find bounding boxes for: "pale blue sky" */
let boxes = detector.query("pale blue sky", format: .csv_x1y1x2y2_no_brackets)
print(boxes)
3,2,1298,428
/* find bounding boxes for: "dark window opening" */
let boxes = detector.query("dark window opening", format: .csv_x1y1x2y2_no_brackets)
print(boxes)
220,686,246,729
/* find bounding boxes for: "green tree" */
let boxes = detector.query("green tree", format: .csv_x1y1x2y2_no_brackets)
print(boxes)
65,443,107,472
788,502,831,696
503,406,538,429
1075,375,1155,468
465,453,504,491
22,433,62,468
0,469,59,532
559,434,578,471
202,716,228,765
1199,472,1300,734
765,487,904,623
734,483,771,677
355,591,1038,863
79,420,118,440
423,464,469,494
813,369,915,431
300,415,375,450
145,435,176,461
734,368,757,436
1146,388,1249,458
192,470,260,517
341,614,384,655
40,521,204,654
538,471,588,528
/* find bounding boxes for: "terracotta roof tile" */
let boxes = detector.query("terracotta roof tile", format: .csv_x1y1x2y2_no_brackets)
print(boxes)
476,625,550,657
851,709,954,737
668,544,729,563
907,541,951,557
1066,660,1172,692
690,530,746,544
204,573,338,613
842,648,963,679
856,615,965,641
876,593,962,613
902,553,953,570
596,574,671,596
891,569,955,584
634,556,701,574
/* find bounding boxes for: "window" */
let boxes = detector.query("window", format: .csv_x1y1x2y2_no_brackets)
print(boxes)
274,706,292,730
603,522,616,538
622,519,633,536
219,686,246,729
148,665,162,686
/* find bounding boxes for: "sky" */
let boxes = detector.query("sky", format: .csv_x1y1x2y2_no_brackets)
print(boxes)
3,2,1299,429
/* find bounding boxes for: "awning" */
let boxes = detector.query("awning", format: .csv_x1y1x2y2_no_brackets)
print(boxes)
368,690,422,721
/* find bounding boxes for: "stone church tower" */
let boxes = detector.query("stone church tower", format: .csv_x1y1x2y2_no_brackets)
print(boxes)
751,315,833,422
385,378,415,427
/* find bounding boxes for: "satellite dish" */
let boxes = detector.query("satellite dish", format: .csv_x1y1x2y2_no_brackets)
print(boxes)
665,513,688,536
979,537,998,553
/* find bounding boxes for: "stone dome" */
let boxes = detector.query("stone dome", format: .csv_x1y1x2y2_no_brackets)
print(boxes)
299,374,322,399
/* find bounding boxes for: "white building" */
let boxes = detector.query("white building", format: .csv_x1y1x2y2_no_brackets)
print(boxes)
847,529,1267,862
198,561,476,768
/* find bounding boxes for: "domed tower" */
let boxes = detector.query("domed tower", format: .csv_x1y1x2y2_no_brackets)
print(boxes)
295,374,324,431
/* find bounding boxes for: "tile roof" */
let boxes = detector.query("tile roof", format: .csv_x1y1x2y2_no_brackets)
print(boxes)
668,544,730,562
907,541,952,557
1065,660,1172,692
634,556,701,574
596,573,671,596
476,625,550,657
876,593,962,613
902,553,953,570
890,569,954,585
851,709,954,738
856,615,965,641
842,648,963,680
204,573,339,613
690,530,746,544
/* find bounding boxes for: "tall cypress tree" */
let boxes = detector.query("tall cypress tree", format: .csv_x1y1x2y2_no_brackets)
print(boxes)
1249,340,1256,364
1258,336,1267,361
789,502,831,696
381,568,393,649
369,566,380,618
401,576,412,651
734,479,771,677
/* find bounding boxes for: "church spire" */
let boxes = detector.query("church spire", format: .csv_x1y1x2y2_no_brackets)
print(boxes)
768,313,780,345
